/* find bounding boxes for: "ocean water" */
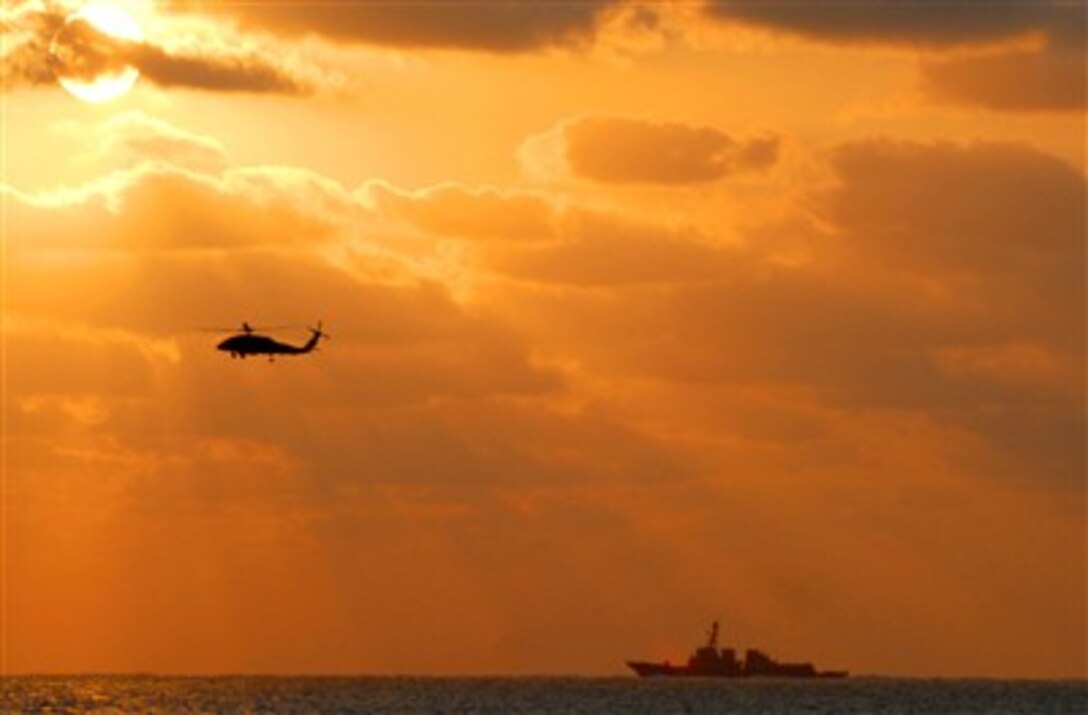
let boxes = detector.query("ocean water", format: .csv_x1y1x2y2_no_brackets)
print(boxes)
2,676,1085,714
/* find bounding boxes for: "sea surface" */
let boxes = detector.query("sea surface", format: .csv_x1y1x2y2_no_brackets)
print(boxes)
2,676,1085,714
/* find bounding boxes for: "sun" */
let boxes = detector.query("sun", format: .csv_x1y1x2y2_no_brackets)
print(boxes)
51,4,144,103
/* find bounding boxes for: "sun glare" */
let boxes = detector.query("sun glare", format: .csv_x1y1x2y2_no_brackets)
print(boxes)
52,4,144,103
81,4,144,42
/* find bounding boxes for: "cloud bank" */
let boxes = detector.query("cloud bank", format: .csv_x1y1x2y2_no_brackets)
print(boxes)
4,113,1083,677
704,0,1086,111
169,0,625,53
704,0,1076,48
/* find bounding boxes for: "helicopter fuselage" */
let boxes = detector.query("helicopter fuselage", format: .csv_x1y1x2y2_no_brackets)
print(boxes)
218,331,321,359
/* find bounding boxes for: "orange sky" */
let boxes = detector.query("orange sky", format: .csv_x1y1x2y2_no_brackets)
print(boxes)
2,0,1085,677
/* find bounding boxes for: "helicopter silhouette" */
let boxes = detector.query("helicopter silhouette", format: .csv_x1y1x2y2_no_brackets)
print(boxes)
215,322,330,361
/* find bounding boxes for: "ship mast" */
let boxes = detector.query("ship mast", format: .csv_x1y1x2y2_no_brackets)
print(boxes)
707,620,719,649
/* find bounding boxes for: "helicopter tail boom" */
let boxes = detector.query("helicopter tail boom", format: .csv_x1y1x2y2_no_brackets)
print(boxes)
298,322,329,353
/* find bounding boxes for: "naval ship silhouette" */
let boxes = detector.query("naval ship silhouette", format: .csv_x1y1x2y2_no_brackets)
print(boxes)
627,621,848,678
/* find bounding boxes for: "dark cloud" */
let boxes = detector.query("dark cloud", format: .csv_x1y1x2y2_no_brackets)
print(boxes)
48,11,132,81
129,39,309,94
1,2,66,85
704,0,1078,48
3,7,310,94
920,45,1086,111
705,0,1085,112
820,139,1084,305
170,0,623,52
558,116,779,184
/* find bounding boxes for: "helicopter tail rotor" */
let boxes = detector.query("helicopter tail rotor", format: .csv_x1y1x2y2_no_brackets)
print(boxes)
299,321,331,353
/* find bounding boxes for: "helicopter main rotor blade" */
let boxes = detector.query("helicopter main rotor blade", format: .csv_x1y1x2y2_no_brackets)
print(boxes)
192,324,302,333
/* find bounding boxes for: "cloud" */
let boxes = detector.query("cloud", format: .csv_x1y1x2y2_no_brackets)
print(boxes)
703,0,1085,112
364,182,559,243
3,4,312,94
820,139,1084,305
128,36,309,94
54,112,229,171
5,113,1084,675
524,115,780,185
5,149,712,672
6,164,360,254
3,135,568,408
363,181,751,287
703,0,1077,48
920,45,1086,111
486,138,1084,489
1,1,64,85
169,0,625,53
483,208,741,286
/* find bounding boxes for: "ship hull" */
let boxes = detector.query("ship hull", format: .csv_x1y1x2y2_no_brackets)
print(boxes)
626,661,744,678
626,661,848,679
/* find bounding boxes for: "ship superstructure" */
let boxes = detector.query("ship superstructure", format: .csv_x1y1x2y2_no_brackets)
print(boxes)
626,621,847,679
